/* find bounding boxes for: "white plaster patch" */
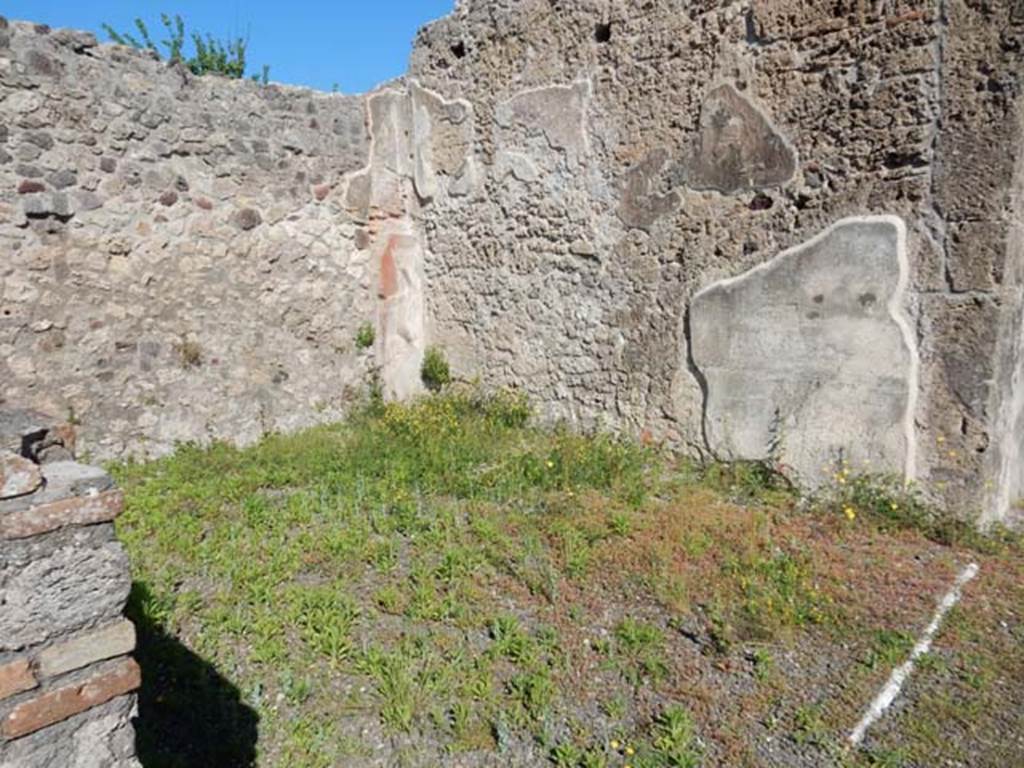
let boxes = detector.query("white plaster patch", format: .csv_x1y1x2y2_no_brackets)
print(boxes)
690,215,919,484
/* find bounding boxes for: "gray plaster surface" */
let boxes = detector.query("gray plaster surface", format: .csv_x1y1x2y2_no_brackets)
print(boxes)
690,216,917,485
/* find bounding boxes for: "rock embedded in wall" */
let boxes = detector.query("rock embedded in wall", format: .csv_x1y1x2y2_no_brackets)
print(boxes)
689,216,917,485
0,453,41,500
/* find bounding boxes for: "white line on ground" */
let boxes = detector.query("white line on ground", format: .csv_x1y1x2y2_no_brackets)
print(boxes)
848,562,980,747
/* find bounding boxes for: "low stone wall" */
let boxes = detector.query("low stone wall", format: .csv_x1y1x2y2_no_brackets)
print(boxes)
0,409,139,767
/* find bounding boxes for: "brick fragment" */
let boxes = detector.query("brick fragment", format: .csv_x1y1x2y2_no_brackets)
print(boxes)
1,658,140,740
17,179,45,194
0,659,37,702
0,488,123,540
35,620,136,679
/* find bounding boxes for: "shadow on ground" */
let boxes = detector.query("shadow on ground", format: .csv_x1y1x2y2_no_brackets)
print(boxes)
127,582,259,768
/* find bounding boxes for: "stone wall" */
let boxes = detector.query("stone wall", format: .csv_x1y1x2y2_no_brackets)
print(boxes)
1,4,1022,524
405,0,1024,525
0,19,375,459
0,409,139,767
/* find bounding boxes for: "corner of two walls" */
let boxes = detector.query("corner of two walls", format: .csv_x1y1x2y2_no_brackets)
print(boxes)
3,4,1022,524
341,81,476,401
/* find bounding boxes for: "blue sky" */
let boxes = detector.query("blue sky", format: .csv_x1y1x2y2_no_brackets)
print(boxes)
4,1,455,93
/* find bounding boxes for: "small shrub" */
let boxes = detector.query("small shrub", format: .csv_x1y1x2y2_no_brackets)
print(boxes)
479,387,531,429
700,460,794,504
102,13,267,80
860,629,914,670
613,618,668,684
550,742,583,767
355,323,376,350
793,703,827,747
751,647,773,681
421,346,451,392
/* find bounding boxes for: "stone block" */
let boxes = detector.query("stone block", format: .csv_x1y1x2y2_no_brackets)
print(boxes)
35,620,136,679
1,658,140,740
0,540,131,651
0,453,42,501
0,461,120,540
0,695,139,767
0,489,124,541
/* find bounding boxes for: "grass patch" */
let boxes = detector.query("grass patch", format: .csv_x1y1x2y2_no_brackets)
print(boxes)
113,389,1023,767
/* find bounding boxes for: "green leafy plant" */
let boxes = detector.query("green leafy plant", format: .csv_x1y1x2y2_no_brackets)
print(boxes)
751,647,773,682
355,323,376,351
421,346,452,392
860,629,914,671
550,741,583,767
102,13,268,81
651,705,702,767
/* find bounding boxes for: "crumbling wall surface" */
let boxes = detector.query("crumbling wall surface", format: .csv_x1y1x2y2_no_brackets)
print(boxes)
0,19,375,459
0,409,140,767
921,0,1024,525
407,0,1024,523
2,5,1021,522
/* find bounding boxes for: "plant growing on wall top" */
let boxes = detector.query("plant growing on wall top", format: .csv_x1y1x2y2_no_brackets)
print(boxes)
102,13,269,83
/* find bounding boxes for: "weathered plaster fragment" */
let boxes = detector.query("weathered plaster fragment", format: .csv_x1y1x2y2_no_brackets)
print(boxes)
619,148,681,231
690,216,917,485
685,84,797,194
495,80,591,165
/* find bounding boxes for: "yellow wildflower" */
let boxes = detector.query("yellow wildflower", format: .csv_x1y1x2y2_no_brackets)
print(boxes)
844,506,856,521
610,740,620,750
625,746,635,756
